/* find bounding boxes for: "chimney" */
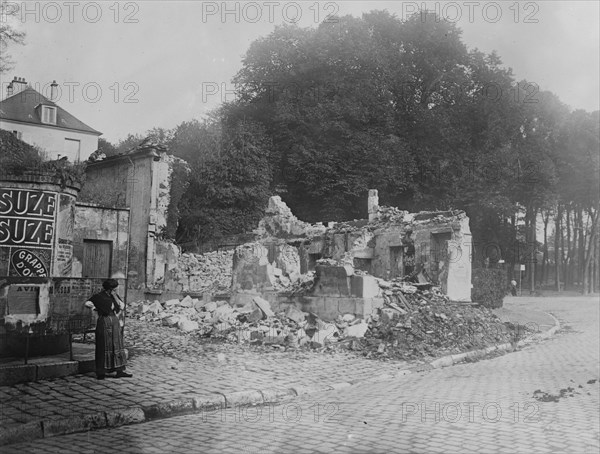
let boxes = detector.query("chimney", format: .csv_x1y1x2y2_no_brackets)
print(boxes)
11,76,27,96
50,80,58,102
368,189,379,222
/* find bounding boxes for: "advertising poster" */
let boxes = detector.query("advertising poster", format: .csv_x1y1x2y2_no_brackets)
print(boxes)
0,188,57,277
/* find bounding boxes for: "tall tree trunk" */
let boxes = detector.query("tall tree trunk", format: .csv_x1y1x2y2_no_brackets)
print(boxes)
578,207,586,287
595,231,600,293
565,205,572,289
555,204,562,291
542,210,549,285
583,208,599,295
529,204,537,294
569,207,581,287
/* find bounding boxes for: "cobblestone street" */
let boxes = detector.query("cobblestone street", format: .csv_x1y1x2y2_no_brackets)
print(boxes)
4,295,598,453
0,333,410,428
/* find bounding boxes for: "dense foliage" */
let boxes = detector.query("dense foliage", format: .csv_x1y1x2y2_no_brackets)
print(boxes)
471,269,508,308
0,129,85,187
102,10,598,292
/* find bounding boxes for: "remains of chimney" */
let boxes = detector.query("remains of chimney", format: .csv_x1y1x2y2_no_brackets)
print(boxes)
368,189,379,222
50,80,58,102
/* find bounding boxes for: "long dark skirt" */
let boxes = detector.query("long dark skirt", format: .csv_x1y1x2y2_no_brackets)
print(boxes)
95,313,127,374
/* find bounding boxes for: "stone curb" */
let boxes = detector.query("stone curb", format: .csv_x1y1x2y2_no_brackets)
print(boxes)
0,312,561,446
0,349,127,386
429,311,560,369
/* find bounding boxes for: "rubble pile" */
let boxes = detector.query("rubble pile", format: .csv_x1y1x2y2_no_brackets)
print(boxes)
127,295,340,348
173,250,233,294
375,205,408,224
127,275,523,361
287,271,316,295
351,278,517,360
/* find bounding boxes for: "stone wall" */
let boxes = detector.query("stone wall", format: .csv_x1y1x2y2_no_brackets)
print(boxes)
72,203,130,279
84,148,188,290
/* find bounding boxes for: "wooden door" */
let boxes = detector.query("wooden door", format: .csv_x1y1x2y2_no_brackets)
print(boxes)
82,240,112,278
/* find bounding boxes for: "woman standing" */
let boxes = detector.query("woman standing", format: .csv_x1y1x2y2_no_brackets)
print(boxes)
86,279,132,380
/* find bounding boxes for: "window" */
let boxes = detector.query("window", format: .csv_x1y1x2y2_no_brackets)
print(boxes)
41,105,57,125
64,138,81,162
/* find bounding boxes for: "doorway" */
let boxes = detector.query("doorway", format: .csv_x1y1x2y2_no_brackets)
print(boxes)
82,240,112,278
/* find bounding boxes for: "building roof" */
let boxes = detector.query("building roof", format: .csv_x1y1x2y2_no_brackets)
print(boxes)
0,87,102,135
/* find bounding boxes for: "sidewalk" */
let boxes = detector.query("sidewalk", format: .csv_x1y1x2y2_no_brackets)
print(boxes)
0,300,559,446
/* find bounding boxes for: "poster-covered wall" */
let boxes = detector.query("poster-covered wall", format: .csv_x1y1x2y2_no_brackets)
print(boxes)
0,185,77,278
0,188,57,277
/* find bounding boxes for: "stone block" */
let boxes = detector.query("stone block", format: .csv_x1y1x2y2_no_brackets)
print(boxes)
105,406,146,427
204,301,218,312
179,295,193,307
313,265,351,296
364,297,384,317
336,298,358,316
0,421,43,446
192,394,226,411
351,274,380,298
352,248,374,259
43,411,107,437
224,390,264,408
37,361,78,381
143,398,195,420
285,305,307,324
252,296,275,317
346,321,369,338
177,319,199,332
78,359,95,374
260,388,297,403
164,298,180,307
0,364,37,386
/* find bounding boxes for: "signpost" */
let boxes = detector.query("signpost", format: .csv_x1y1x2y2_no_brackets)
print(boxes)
519,264,525,296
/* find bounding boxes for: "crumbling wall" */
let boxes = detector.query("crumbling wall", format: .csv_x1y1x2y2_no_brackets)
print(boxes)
73,203,130,278
445,215,472,301
253,196,326,239
232,195,473,304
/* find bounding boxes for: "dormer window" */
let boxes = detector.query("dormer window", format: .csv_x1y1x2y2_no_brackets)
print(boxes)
41,105,57,125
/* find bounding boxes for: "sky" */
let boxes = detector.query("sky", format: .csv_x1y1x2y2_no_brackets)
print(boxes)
2,0,599,143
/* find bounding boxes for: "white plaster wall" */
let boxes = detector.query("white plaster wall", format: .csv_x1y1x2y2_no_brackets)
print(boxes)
446,217,473,302
0,120,99,161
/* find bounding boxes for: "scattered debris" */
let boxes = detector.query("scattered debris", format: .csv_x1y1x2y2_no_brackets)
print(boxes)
127,274,521,360
168,250,233,295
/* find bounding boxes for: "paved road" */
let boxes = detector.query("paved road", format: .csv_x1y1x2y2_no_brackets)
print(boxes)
5,296,599,453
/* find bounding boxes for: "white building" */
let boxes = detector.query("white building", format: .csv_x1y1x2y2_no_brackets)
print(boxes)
0,77,101,162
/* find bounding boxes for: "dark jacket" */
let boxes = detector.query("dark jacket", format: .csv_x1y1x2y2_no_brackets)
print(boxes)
89,291,120,316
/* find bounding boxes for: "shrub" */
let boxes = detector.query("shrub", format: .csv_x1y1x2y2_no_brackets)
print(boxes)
471,268,507,308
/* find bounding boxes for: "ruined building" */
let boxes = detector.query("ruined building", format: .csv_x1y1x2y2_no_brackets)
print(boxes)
230,191,472,319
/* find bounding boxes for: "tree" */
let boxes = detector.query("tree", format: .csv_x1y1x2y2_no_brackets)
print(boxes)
97,137,119,157
0,2,25,74
555,110,600,293
175,114,273,248
230,12,477,221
